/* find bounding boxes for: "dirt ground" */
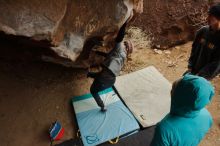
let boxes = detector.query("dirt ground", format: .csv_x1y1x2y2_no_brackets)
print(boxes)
0,42,219,146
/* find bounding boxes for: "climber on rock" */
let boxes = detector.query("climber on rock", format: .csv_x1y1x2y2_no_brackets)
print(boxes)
87,20,134,112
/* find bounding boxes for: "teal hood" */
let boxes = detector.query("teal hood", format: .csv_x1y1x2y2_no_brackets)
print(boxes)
170,74,215,117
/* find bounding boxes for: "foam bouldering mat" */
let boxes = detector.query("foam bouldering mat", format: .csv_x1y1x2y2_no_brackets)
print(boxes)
72,88,140,146
115,66,171,127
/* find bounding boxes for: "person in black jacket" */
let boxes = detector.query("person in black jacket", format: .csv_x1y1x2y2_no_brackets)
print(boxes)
186,3,220,80
87,21,133,112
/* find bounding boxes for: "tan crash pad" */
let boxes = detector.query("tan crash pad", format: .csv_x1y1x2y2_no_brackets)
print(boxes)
115,66,172,128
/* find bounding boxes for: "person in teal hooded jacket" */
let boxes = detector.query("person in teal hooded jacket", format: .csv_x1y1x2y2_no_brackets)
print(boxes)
151,74,215,146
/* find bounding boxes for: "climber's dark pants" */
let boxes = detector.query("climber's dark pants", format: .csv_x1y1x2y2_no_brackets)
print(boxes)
89,72,116,108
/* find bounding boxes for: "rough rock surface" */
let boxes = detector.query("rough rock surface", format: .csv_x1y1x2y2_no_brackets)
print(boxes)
0,0,143,67
1,0,217,67
132,0,214,48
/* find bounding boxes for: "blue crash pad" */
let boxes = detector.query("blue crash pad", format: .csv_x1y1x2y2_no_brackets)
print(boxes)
72,88,140,146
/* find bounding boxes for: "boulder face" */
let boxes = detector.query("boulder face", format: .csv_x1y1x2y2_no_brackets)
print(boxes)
1,0,215,67
0,0,143,67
